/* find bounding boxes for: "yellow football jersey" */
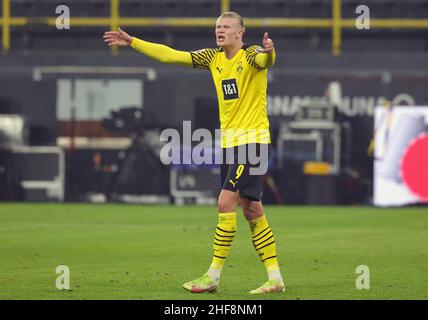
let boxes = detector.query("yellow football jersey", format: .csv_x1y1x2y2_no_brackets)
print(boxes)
191,45,271,148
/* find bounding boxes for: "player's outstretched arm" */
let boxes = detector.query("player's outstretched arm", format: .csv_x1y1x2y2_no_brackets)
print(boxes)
103,28,193,67
255,32,276,68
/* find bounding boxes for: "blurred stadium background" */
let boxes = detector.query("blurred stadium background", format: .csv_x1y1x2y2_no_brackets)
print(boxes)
1,0,428,301
0,0,427,206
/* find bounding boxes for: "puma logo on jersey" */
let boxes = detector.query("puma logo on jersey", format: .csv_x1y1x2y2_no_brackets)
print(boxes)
217,67,223,74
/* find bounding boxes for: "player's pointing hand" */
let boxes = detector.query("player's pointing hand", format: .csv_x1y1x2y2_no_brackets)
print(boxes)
262,32,274,53
103,27,133,47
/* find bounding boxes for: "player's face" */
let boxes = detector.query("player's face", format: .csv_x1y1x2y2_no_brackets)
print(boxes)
215,17,243,48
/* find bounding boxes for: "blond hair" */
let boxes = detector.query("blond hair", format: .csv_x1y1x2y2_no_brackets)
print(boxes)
218,11,244,28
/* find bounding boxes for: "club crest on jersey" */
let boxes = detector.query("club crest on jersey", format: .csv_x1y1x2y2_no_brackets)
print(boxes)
236,61,243,73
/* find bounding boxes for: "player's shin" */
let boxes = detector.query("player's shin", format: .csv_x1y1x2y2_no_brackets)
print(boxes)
249,214,283,283
207,212,237,282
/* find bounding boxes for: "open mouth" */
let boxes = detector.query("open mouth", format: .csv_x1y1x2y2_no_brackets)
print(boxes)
217,35,225,42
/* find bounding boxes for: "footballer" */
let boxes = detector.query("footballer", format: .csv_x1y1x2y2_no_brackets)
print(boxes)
103,11,284,294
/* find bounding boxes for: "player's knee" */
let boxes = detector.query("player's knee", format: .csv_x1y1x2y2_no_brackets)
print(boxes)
241,201,263,220
217,197,236,213
242,205,256,217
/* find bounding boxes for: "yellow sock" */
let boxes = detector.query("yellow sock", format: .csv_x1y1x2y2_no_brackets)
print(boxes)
210,212,237,270
249,214,280,273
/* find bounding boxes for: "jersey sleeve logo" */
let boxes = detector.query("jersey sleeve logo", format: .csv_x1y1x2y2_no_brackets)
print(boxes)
221,79,239,100
244,45,264,71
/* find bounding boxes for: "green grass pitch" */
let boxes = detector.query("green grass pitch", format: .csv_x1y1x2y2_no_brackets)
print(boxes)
0,203,427,300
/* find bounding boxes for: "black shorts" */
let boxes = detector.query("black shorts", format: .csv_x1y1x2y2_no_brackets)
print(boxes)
220,143,270,201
